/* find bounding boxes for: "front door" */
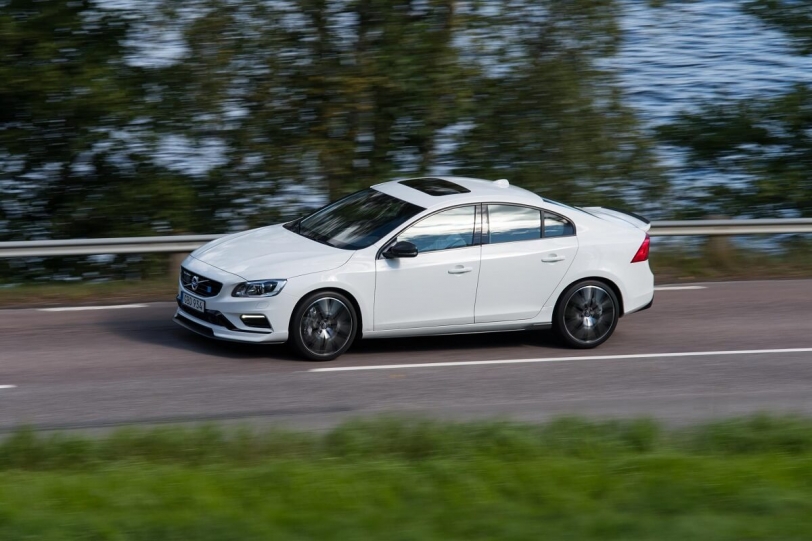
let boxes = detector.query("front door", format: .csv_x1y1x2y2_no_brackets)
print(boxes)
374,206,480,330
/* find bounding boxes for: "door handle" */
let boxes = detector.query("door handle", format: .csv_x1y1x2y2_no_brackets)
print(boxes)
542,254,566,263
448,266,473,275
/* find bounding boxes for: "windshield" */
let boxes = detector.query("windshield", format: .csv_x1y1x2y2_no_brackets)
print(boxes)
291,188,424,250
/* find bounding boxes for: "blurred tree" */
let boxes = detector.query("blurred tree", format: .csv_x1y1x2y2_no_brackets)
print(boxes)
745,0,812,54
153,0,662,226
147,0,467,229
448,0,665,208
657,1,812,218
0,0,195,241
1,0,666,283
658,87,812,217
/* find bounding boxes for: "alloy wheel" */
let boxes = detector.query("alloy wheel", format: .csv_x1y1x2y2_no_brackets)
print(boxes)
298,297,354,357
562,285,617,345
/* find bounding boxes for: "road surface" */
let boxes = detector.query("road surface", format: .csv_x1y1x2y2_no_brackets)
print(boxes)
1,280,811,432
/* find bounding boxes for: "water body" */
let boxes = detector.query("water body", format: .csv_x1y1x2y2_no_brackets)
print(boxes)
605,1,812,240
609,0,812,127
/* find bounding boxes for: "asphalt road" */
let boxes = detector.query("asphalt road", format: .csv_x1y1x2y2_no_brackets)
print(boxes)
2,280,812,432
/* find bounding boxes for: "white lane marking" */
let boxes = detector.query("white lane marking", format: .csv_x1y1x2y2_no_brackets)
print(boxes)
310,348,812,372
38,304,148,312
0,385,16,390
654,286,707,291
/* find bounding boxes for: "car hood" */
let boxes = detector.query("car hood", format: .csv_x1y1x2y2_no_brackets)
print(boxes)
190,224,354,280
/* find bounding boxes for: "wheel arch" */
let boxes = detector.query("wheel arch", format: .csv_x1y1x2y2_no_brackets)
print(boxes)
289,286,365,339
554,276,625,318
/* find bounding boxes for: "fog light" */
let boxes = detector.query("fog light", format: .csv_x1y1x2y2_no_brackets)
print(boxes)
240,314,272,330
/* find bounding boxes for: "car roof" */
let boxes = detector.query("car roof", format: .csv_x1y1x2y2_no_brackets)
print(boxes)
372,176,545,211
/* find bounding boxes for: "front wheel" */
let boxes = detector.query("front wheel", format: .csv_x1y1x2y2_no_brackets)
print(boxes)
554,281,619,349
290,291,358,361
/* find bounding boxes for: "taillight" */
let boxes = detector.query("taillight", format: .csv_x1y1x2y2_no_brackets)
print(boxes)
631,234,650,263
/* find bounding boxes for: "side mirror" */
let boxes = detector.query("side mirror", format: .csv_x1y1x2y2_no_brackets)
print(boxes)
383,240,418,259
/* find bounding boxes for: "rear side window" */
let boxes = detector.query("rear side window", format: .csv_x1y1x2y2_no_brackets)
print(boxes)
543,212,575,238
487,205,542,244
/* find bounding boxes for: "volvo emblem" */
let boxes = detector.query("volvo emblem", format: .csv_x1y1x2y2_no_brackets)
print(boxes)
191,276,199,291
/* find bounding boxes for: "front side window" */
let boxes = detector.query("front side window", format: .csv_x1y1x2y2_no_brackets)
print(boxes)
487,205,542,244
398,206,477,254
294,189,424,250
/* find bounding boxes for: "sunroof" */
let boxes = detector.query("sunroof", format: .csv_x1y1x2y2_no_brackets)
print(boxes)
399,178,470,196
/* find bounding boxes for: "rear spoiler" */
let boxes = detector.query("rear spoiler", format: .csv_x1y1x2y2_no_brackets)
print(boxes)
579,206,651,232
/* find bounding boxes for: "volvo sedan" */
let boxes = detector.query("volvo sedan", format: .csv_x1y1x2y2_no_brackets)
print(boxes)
175,177,654,360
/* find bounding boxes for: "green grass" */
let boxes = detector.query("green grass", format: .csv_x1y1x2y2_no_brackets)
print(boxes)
2,417,812,540
0,277,178,308
651,241,812,283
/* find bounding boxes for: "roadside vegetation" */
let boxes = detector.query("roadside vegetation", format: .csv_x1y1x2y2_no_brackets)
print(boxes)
5,1,812,286
2,416,812,540
650,239,812,283
0,277,178,308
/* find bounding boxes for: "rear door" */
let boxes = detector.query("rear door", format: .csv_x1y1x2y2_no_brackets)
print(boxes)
474,205,578,323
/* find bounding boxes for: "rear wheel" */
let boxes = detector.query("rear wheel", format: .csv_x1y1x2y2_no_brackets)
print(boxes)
290,291,357,361
554,281,619,349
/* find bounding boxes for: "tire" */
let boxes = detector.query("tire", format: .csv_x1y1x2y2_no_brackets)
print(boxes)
553,280,619,349
290,291,358,361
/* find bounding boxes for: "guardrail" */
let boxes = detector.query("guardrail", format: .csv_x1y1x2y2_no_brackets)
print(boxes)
650,219,812,237
0,235,222,258
1,219,811,258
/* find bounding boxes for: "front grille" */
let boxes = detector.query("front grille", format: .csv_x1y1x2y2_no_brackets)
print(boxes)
180,267,223,298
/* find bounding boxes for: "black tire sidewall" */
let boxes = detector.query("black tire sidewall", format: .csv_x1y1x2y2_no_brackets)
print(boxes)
554,280,619,349
290,291,358,361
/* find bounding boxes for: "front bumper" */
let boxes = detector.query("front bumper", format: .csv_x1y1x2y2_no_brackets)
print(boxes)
173,256,291,344
174,306,288,344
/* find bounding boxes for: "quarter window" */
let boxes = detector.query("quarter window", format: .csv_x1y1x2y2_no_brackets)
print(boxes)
487,205,542,244
543,212,575,237
398,206,477,253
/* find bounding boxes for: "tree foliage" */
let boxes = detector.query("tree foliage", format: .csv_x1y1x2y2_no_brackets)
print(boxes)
659,87,812,217
449,1,663,208
0,0,198,242
147,0,468,228
1,0,664,258
153,0,664,223
745,0,812,54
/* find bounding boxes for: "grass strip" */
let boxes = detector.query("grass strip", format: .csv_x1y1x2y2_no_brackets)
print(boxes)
0,278,178,308
2,416,812,540
651,245,812,283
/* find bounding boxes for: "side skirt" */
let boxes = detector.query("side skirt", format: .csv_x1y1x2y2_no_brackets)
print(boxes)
362,321,552,340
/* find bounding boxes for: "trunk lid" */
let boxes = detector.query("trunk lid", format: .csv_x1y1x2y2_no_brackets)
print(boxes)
580,207,651,232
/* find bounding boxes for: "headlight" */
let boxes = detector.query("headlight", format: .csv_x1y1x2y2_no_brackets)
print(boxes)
232,279,287,298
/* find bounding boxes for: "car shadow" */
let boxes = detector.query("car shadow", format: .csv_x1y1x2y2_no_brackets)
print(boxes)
102,304,568,362
101,307,299,361
349,329,567,357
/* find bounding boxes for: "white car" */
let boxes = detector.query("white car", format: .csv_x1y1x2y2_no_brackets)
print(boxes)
175,177,654,360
